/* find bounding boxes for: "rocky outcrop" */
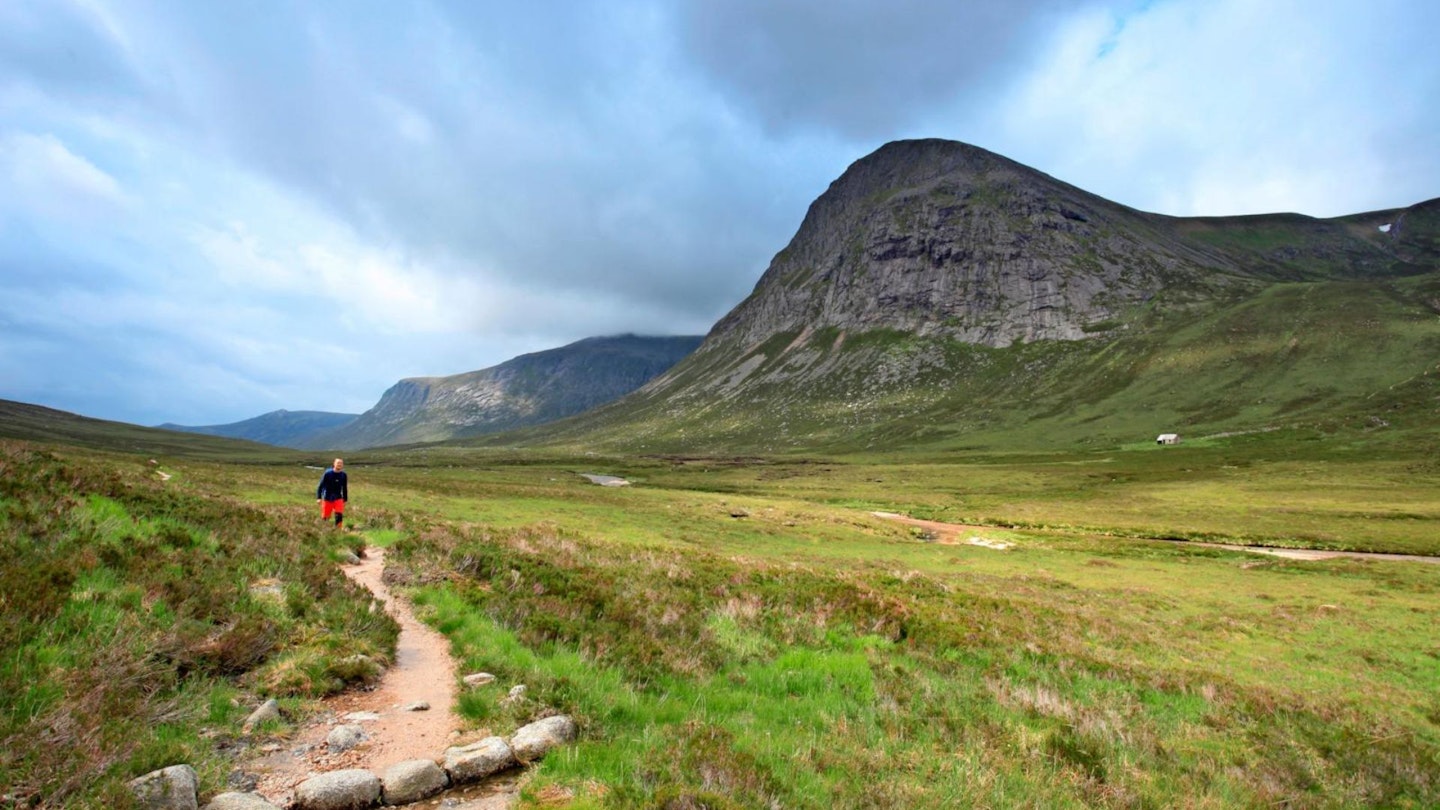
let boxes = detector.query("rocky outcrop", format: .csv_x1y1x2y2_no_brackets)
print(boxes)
708,139,1243,353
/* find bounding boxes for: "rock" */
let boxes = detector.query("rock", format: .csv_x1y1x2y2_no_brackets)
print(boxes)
226,771,260,792
509,715,578,762
129,765,199,810
338,549,362,565
462,672,496,687
242,699,282,734
343,711,383,722
292,769,381,810
327,724,368,752
399,700,429,712
443,736,517,784
729,508,750,519
380,759,449,805
500,684,526,706
203,793,283,810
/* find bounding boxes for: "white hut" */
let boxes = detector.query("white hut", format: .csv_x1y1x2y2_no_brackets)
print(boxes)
1156,433,1180,445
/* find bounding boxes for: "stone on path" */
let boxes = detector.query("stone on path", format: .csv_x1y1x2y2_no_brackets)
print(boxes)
202,793,283,810
129,765,199,810
399,700,430,712
444,736,517,784
510,715,578,763
241,699,281,734
293,769,381,810
327,723,368,752
343,711,383,722
380,759,449,805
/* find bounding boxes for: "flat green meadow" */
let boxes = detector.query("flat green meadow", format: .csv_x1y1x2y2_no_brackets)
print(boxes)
3,432,1438,807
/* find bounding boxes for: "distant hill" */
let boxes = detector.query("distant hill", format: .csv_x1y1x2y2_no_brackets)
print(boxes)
158,410,358,449
310,334,704,449
493,139,1440,454
0,399,293,459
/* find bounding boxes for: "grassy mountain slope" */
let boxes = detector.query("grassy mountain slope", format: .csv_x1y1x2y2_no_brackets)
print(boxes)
158,410,358,449
488,143,1439,456
505,274,1439,455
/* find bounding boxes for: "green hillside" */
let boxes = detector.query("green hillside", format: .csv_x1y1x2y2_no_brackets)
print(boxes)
492,274,1440,456
0,400,305,462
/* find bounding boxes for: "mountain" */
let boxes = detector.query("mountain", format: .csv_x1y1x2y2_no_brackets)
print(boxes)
158,410,358,449
494,139,1440,454
311,334,704,449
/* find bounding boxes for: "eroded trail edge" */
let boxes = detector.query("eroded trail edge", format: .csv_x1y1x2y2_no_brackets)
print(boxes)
335,546,462,768
248,546,465,801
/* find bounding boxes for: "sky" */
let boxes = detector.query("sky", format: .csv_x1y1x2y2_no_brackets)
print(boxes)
1,0,1437,426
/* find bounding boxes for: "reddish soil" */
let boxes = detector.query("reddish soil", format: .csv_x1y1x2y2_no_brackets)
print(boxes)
870,511,997,544
245,547,473,804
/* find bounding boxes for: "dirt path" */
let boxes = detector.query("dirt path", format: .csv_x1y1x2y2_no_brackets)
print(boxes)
870,511,1011,548
246,546,480,804
870,511,1440,564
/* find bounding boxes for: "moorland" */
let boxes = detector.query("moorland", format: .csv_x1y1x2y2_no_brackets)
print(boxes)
2,411,1437,808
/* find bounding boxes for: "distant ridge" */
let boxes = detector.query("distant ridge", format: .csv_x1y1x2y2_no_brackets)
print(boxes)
159,410,358,449
311,334,703,449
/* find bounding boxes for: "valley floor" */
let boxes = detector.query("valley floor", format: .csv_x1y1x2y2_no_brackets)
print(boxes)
4,438,1438,807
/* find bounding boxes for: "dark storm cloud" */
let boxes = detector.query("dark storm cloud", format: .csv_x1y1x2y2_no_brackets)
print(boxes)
673,0,1078,139
103,0,832,330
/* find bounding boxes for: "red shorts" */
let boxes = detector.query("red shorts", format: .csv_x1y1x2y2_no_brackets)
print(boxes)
321,499,346,518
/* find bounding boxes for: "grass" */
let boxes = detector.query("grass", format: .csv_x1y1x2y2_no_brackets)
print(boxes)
0,442,396,807
1,407,1438,806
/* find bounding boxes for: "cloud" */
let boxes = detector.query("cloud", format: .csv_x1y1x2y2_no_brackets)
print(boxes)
1,0,1437,428
0,131,129,221
672,0,1079,140
989,0,1440,216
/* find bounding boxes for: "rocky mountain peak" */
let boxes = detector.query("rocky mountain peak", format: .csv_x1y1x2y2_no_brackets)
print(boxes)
708,138,1232,352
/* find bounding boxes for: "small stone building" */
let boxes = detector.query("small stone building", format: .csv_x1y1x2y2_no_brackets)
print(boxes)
1155,433,1180,445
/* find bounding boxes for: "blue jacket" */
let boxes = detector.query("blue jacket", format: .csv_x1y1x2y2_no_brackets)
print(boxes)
317,468,348,501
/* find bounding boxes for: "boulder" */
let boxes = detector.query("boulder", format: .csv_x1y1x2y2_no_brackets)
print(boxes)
203,793,283,810
443,736,516,784
327,724,368,753
380,759,448,805
129,765,199,810
242,699,282,734
292,769,381,810
510,715,578,763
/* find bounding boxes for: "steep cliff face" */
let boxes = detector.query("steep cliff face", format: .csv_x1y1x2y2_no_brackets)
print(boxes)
708,139,1245,354
514,140,1438,454
310,334,702,449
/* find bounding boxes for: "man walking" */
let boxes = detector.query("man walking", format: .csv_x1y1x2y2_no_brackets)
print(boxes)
317,458,348,529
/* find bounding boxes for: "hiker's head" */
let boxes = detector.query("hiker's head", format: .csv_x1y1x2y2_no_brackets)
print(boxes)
333,458,344,471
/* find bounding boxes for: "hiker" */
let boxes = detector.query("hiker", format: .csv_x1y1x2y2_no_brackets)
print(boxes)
317,458,348,529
